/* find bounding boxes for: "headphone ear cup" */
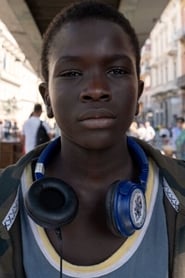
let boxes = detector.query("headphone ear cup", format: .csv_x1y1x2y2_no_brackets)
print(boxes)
106,180,146,237
24,177,78,229
105,181,121,237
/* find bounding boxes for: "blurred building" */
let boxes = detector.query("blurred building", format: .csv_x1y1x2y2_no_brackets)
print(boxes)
140,0,185,128
0,20,42,128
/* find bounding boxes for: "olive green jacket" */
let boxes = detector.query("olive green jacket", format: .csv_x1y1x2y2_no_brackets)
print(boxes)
0,140,185,278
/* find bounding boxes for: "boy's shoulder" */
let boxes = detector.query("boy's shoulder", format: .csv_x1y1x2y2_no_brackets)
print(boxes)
136,138,185,171
0,144,46,205
136,138,185,205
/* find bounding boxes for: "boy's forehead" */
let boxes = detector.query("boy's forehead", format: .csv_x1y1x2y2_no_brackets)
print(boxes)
62,18,126,35
51,19,131,53
48,19,137,78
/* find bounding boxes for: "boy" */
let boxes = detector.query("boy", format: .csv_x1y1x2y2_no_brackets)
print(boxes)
0,1,185,277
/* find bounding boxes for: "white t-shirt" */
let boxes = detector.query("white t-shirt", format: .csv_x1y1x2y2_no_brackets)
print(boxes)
22,116,50,153
145,126,155,142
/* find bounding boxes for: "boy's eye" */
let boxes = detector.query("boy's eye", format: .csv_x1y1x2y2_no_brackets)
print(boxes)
107,67,130,77
59,70,82,79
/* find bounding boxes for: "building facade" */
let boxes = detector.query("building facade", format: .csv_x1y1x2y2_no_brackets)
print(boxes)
140,0,185,129
0,20,42,129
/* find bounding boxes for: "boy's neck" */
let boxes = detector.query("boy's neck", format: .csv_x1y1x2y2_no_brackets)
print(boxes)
45,136,135,191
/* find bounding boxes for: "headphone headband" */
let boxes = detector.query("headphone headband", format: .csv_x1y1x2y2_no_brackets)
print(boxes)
127,137,148,190
35,136,149,191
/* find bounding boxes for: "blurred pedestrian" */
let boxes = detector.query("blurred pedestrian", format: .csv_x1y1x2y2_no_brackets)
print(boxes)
11,121,19,141
3,120,11,140
144,121,155,144
159,125,170,139
21,103,52,153
0,120,3,141
137,122,147,140
128,121,139,138
175,122,185,160
171,117,184,153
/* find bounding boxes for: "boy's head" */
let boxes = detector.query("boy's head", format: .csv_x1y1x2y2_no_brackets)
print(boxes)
39,0,144,149
40,0,141,82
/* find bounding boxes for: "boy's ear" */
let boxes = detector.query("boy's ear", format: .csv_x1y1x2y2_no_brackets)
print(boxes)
39,82,54,118
135,80,144,116
138,80,144,98
39,82,47,101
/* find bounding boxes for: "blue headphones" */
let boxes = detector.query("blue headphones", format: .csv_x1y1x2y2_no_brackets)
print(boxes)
25,136,148,237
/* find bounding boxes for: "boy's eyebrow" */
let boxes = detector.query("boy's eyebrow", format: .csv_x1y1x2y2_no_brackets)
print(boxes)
104,54,134,64
56,54,134,64
56,55,82,63
54,55,81,69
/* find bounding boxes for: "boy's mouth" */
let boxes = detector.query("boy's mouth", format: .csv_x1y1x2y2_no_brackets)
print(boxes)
78,109,116,129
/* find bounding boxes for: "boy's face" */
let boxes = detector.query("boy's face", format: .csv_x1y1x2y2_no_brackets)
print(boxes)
43,19,143,149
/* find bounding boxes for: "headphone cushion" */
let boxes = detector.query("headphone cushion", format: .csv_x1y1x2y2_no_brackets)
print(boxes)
24,177,78,229
105,181,122,237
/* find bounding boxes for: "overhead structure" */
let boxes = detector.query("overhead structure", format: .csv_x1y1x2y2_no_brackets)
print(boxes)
0,0,169,75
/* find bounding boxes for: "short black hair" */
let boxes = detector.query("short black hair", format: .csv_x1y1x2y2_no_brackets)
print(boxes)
33,103,42,113
41,0,141,82
176,117,185,123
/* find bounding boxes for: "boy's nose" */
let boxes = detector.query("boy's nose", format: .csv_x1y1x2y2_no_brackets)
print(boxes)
79,75,112,102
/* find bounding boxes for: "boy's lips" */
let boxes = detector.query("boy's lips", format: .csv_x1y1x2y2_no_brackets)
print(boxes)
78,109,116,129
78,108,116,120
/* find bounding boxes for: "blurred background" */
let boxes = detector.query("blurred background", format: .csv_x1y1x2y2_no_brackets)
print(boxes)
0,0,185,166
